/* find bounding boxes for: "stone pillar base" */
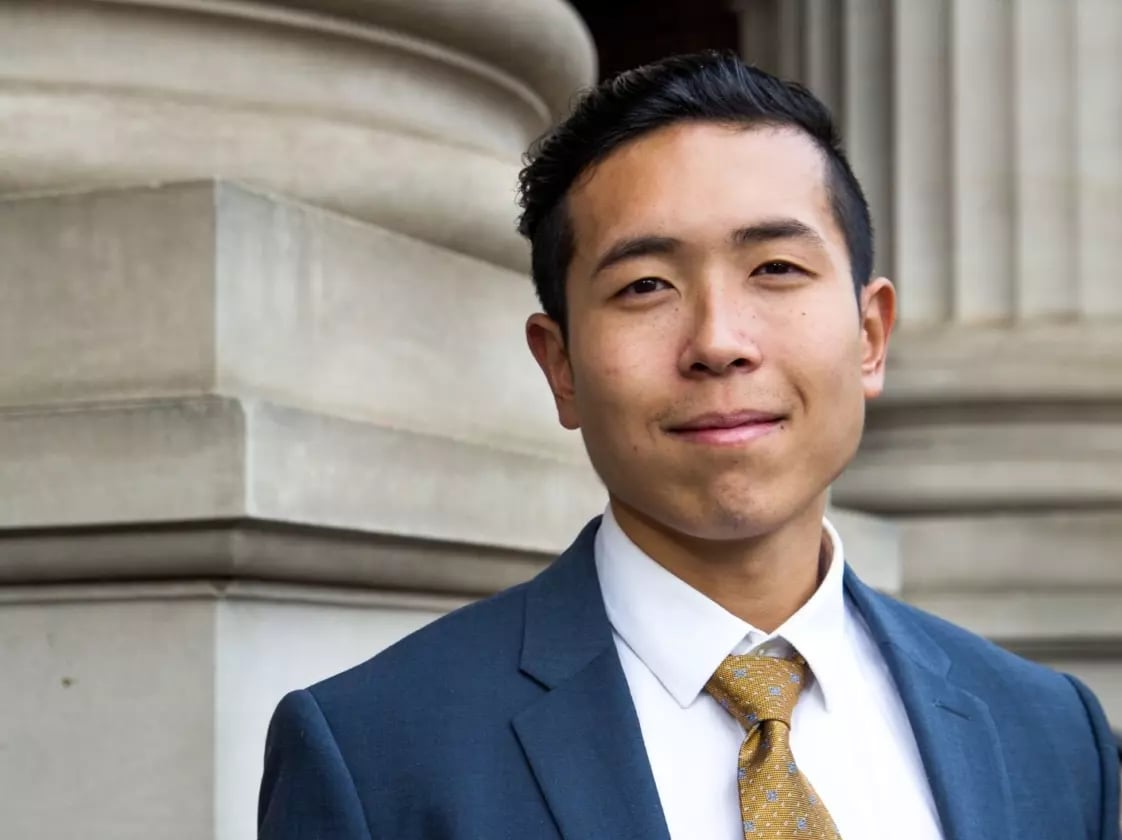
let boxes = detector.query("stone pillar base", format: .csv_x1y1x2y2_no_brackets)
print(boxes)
0,581,453,840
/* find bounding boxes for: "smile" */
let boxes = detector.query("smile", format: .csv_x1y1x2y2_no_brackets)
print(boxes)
666,411,785,447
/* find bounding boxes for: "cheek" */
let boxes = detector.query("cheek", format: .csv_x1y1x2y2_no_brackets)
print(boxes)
782,300,865,409
573,318,669,407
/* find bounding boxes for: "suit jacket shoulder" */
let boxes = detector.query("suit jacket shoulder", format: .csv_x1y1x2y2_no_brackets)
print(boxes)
849,575,1120,840
311,576,535,713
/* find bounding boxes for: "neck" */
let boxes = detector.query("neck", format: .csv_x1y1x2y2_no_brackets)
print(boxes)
609,495,830,633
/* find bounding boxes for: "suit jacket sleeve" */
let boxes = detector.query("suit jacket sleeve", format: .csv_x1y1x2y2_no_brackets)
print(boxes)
258,689,374,840
1065,675,1121,840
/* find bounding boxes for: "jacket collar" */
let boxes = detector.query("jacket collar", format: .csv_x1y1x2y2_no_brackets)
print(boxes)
844,568,1013,840
515,516,672,840
519,516,614,689
517,517,1014,840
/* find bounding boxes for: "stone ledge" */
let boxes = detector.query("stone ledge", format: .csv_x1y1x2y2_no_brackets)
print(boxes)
842,324,1122,510
0,508,899,597
839,328,1122,511
0,578,469,612
897,509,1122,591
0,395,607,557
882,323,1122,406
837,413,1122,511
0,181,579,460
906,589,1122,655
0,519,551,596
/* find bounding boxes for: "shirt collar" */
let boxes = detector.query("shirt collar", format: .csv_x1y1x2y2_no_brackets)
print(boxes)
595,505,849,713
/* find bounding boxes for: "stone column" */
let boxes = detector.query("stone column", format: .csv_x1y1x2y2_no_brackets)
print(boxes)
0,3,600,839
736,0,1122,726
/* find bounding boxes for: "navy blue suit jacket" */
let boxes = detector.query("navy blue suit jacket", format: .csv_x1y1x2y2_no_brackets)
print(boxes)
259,518,1120,839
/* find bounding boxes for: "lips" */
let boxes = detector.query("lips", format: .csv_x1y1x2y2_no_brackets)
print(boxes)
668,410,786,432
666,410,786,446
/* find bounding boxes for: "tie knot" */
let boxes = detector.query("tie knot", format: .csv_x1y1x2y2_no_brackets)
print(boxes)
705,653,808,728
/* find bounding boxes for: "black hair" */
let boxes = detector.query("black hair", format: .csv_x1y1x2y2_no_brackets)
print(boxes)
516,50,873,337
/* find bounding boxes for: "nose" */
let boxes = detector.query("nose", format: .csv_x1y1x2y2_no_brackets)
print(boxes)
678,283,763,377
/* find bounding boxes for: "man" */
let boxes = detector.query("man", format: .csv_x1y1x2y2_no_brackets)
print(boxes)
258,52,1120,839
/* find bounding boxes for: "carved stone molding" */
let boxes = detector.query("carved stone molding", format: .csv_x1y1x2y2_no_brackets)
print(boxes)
0,0,596,270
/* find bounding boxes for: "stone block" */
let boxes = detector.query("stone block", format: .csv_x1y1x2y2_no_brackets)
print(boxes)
0,397,246,528
899,510,1122,591
0,182,580,460
0,581,451,840
0,184,219,406
0,589,218,840
0,395,606,565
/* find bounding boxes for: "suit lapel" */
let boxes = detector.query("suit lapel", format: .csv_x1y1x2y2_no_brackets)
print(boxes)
514,518,671,840
514,649,671,840
845,570,1015,840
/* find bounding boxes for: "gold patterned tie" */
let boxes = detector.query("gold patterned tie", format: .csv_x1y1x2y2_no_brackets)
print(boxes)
706,654,841,839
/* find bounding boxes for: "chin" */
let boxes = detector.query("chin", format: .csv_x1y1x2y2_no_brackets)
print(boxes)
685,504,785,542
683,475,824,539
638,489,787,543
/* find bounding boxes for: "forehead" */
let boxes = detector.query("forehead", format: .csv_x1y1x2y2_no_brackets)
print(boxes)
567,122,838,256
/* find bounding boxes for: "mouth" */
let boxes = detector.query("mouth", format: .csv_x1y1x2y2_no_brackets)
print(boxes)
666,410,786,446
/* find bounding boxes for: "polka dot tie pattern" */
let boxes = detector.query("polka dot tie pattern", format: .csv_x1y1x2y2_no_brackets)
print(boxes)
705,654,841,839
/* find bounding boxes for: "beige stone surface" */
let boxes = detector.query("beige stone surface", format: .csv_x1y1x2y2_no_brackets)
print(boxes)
891,0,951,321
0,513,557,594
212,183,574,459
837,408,1122,512
1,182,582,459
835,323,1122,512
0,181,608,582
1075,0,1122,317
0,184,219,405
878,323,1122,405
0,395,605,552
898,510,1122,591
0,397,247,527
761,0,1121,326
1,0,548,157
0,0,597,271
908,589,1121,653
245,399,605,549
0,581,452,840
0,592,217,840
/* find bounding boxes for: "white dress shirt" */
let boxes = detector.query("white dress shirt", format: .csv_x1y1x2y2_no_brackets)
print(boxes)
595,505,945,840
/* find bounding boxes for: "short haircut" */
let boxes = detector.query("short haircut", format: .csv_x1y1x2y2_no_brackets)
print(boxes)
516,50,874,337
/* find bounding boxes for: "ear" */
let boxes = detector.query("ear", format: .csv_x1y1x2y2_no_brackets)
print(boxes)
858,277,896,400
525,313,581,430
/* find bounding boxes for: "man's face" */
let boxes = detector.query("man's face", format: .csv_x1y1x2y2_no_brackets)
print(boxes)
527,122,894,543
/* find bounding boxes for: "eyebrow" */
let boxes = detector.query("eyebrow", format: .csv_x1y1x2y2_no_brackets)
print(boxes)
590,217,826,277
730,218,826,249
591,235,680,277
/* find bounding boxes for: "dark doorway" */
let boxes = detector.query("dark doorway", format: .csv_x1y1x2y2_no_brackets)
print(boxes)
570,0,741,80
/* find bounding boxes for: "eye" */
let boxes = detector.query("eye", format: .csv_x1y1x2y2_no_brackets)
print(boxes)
752,260,803,277
619,276,671,296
